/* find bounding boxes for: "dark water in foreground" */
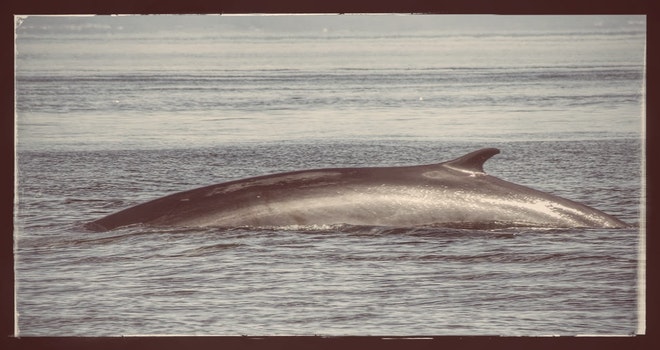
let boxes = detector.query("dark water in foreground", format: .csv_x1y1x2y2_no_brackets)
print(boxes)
14,15,644,335
15,140,642,336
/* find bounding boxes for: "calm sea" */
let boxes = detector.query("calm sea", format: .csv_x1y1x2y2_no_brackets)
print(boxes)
14,15,645,336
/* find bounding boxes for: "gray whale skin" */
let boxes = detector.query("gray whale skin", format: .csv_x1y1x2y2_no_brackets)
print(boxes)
85,148,628,231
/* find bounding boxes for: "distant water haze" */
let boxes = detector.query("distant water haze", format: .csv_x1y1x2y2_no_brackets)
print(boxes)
15,15,644,151
16,14,645,36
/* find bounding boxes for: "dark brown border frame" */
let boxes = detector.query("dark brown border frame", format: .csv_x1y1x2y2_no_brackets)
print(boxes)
2,1,655,349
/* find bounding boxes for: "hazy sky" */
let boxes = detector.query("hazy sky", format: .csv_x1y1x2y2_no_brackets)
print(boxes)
16,14,646,36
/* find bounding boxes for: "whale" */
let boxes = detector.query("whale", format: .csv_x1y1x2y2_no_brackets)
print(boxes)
84,148,628,231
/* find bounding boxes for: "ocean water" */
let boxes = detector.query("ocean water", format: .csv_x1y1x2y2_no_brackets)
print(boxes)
14,15,645,336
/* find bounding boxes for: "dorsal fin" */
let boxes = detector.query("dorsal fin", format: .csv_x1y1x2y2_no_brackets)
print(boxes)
443,148,500,173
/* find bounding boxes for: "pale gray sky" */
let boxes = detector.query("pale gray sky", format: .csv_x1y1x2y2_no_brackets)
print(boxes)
16,14,646,36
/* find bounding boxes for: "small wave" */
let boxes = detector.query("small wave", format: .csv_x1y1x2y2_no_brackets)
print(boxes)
429,252,568,264
244,221,556,236
426,221,558,230
276,220,575,231
249,223,353,232
69,223,207,246
70,219,628,245
178,243,243,257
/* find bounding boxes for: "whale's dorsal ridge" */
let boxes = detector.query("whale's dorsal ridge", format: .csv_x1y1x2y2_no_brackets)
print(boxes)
87,146,630,230
442,148,500,173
